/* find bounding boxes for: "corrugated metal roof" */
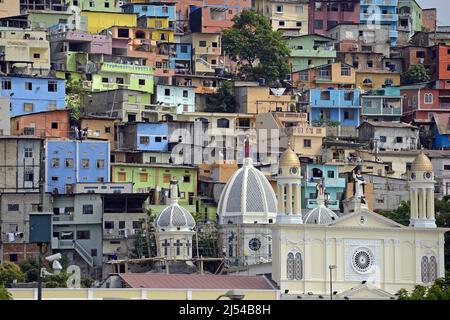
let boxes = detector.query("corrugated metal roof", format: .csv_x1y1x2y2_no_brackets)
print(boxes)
118,274,275,290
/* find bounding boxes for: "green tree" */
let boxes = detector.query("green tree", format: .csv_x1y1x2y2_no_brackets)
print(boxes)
0,285,12,300
66,79,89,121
44,271,69,288
379,200,411,226
222,9,290,83
205,81,237,113
19,258,39,282
397,273,450,300
0,261,25,286
401,64,430,84
381,197,450,271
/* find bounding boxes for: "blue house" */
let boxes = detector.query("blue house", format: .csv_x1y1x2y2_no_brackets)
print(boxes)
432,113,450,149
0,76,66,117
117,122,169,152
46,140,110,194
360,0,398,46
158,42,192,74
303,164,346,210
122,3,176,20
309,88,361,134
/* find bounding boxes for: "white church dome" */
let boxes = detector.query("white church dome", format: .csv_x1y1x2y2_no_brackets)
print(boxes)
218,157,278,224
303,205,339,224
156,204,196,232
155,178,196,232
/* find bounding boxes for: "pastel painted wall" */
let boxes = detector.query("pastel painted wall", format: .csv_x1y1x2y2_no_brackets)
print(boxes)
0,76,66,117
111,164,197,204
46,140,110,194
156,85,195,113
81,11,138,34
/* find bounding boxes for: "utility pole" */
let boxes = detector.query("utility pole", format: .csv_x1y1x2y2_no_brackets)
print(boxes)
37,139,46,301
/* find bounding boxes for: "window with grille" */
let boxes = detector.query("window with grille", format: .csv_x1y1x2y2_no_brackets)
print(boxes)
48,81,57,92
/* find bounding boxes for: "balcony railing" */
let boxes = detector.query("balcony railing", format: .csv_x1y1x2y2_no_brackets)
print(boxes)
307,198,340,209
103,228,140,239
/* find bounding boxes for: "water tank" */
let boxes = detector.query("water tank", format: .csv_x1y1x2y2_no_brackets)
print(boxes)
258,78,266,86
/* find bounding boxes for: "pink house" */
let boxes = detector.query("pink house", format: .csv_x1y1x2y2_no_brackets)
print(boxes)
309,0,360,36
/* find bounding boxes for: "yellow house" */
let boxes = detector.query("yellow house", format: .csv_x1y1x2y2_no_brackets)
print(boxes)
356,71,401,90
138,17,174,42
81,11,138,34
254,0,309,34
234,83,297,114
256,112,326,163
181,32,223,74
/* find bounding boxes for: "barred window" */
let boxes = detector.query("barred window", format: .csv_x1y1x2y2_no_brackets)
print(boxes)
294,252,303,280
287,252,294,280
421,256,429,283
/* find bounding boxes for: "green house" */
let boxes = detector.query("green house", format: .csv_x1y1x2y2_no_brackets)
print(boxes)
111,163,197,206
287,34,336,73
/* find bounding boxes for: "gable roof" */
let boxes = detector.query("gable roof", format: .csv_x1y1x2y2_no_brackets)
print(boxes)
118,274,275,290
328,209,406,229
357,120,418,130
433,113,450,135
336,284,396,300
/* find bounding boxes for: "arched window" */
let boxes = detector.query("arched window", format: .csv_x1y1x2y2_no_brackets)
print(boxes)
287,251,303,280
421,256,429,283
424,93,433,104
294,252,303,280
363,78,373,85
429,256,437,282
287,253,294,280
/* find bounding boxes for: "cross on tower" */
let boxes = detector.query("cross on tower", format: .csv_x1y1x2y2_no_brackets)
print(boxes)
162,239,170,256
186,240,191,256
174,240,183,255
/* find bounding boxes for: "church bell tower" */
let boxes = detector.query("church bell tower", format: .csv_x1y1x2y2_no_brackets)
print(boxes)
276,144,303,224
409,151,436,228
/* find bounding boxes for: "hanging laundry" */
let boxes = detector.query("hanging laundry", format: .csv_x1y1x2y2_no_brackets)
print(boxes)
7,233,15,242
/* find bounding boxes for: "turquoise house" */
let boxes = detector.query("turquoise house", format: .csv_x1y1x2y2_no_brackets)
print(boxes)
303,164,346,210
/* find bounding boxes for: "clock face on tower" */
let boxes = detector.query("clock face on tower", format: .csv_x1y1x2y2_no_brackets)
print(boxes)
248,238,261,251
424,172,432,179
290,167,298,175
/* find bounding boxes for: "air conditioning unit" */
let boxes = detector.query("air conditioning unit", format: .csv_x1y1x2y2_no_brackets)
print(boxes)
418,58,424,64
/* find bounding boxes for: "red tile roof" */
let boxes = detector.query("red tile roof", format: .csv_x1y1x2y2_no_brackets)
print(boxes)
118,274,275,290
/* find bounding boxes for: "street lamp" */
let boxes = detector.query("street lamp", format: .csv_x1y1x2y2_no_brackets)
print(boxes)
329,265,337,301
216,289,245,300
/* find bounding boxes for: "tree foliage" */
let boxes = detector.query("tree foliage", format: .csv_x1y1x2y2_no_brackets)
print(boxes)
65,79,88,121
222,9,290,83
0,261,25,286
381,197,450,271
205,81,237,113
397,273,450,300
379,200,411,226
401,64,430,84
0,285,12,300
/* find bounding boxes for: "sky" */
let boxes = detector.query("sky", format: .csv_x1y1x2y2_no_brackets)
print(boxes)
416,0,449,25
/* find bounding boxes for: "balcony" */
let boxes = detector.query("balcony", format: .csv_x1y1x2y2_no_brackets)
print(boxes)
289,48,336,59
306,176,346,188
362,104,402,116
52,214,74,223
307,198,340,210
103,228,140,240
360,0,398,6
361,13,398,22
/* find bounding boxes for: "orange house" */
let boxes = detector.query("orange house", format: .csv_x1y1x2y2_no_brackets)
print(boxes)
10,110,69,138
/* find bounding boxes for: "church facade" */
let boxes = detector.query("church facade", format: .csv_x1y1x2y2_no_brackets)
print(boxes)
271,150,448,297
